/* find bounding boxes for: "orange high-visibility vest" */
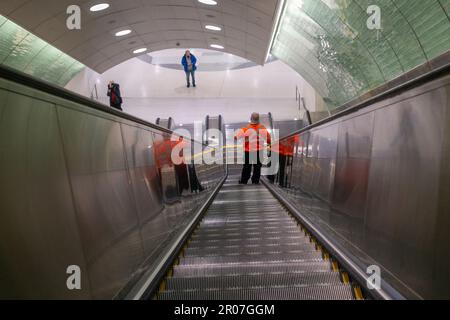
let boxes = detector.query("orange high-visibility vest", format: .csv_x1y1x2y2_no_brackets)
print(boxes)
280,135,300,156
272,135,300,156
235,123,271,152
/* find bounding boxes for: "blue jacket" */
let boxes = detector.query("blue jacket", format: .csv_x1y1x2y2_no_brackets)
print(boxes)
181,54,197,72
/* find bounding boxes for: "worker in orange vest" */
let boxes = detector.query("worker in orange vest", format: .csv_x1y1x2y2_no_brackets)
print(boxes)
235,113,271,185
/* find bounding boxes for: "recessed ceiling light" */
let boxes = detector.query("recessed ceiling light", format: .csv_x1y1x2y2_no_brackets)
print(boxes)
205,25,222,31
133,47,147,54
115,29,132,37
198,0,218,5
90,3,110,12
210,44,224,49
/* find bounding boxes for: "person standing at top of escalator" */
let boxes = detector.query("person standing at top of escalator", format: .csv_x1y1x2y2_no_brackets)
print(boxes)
181,50,197,88
107,81,123,111
234,113,271,185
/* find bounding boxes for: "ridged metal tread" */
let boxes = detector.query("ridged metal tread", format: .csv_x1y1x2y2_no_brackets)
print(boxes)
197,220,300,229
188,235,309,246
184,243,317,256
190,229,304,240
172,261,333,277
179,252,324,266
183,249,318,258
206,207,289,212
158,285,355,300
166,272,343,291
194,225,300,234
197,218,293,225
159,175,356,300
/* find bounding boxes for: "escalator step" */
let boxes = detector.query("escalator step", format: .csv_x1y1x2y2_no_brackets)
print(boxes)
188,235,309,246
158,175,356,300
180,252,323,266
172,261,332,277
184,242,316,256
194,225,299,234
158,284,355,300
190,229,304,240
166,272,343,291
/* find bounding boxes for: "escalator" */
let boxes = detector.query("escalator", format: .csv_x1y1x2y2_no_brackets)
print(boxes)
155,175,362,300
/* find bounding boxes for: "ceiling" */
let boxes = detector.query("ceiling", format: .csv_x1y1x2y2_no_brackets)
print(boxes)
0,0,281,73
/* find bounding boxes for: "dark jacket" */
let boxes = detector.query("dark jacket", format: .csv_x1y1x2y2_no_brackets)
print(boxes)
181,54,197,72
107,83,122,107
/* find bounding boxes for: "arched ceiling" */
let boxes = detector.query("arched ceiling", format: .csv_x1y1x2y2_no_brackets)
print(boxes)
1,0,449,110
0,0,282,73
272,0,450,108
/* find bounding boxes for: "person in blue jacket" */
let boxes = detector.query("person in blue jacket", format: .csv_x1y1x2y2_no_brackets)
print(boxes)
181,50,197,88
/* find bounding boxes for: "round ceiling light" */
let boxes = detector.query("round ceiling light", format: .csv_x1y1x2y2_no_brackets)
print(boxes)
133,48,147,54
198,0,218,5
115,29,132,37
205,25,222,31
210,44,224,49
90,3,110,12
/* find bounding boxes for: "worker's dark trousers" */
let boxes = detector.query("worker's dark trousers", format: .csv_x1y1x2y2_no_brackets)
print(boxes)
240,151,263,184
278,154,287,187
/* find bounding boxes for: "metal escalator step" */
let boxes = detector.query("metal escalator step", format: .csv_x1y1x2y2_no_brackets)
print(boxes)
158,284,355,300
179,252,323,266
166,272,342,291
200,218,293,224
204,214,290,219
188,235,309,246
199,220,298,228
212,200,280,205
184,242,316,256
202,217,291,224
190,229,303,240
206,209,284,215
202,218,293,225
172,261,332,277
193,225,299,234
184,248,316,258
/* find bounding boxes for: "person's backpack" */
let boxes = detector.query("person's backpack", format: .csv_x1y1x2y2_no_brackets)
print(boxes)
110,89,117,104
110,85,122,105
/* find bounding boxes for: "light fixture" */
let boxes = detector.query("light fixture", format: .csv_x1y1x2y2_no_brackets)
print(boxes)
115,29,132,37
294,118,298,121
90,3,110,12
205,25,222,31
265,0,286,62
210,44,224,49
198,0,218,5
133,48,147,54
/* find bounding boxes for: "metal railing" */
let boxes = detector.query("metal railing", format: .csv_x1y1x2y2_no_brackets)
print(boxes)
295,85,313,126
